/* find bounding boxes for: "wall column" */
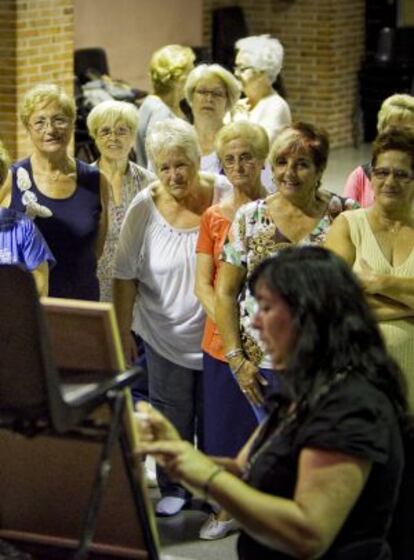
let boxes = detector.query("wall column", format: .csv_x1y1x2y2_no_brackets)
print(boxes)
203,0,365,148
0,0,74,160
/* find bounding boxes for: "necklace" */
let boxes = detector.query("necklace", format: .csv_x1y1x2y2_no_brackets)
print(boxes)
34,158,75,181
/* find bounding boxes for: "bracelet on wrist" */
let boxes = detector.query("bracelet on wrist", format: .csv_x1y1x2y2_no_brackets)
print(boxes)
225,348,244,360
231,358,245,375
203,466,225,501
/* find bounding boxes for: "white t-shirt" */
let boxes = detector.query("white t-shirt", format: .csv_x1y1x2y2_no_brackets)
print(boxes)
114,177,231,370
248,91,291,144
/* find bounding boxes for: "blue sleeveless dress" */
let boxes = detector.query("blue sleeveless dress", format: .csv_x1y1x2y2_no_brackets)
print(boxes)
10,158,101,300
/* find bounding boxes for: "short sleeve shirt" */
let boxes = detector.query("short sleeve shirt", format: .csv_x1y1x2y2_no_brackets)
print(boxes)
196,204,231,360
343,165,374,208
221,193,359,368
0,207,55,271
114,178,230,370
238,373,404,560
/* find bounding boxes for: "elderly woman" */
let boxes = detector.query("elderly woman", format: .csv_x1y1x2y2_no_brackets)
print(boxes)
137,246,407,560
0,140,55,295
215,122,358,413
343,93,414,207
233,35,291,144
87,99,155,302
195,121,268,539
114,119,230,516
136,44,195,168
0,84,108,300
326,127,414,409
326,128,414,560
185,63,241,174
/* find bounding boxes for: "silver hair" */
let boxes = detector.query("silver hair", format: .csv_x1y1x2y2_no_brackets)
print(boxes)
235,34,284,82
146,119,201,169
184,63,241,111
87,99,139,138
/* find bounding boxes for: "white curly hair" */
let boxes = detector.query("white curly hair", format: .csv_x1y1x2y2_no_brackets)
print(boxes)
235,35,284,83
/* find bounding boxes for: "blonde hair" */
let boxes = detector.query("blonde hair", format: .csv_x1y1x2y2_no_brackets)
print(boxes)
269,122,330,173
215,121,269,161
20,83,76,128
87,99,139,139
235,35,284,82
150,45,195,95
377,94,414,132
185,64,241,112
0,140,10,185
146,119,201,170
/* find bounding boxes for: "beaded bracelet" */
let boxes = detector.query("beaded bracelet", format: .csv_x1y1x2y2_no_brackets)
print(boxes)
231,358,245,376
225,348,244,360
203,466,225,501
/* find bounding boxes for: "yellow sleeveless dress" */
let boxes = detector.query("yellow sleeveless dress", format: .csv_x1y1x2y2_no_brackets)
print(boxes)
344,208,414,410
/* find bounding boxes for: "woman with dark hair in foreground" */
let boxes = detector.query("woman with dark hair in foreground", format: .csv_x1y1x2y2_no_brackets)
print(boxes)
136,246,407,559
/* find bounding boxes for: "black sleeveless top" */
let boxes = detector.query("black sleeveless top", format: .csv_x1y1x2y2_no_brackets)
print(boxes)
10,157,101,300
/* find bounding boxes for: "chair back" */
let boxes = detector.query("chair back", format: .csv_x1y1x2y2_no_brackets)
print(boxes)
74,48,109,83
0,265,58,431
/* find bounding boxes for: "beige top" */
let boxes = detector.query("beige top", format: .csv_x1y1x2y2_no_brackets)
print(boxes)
345,208,414,409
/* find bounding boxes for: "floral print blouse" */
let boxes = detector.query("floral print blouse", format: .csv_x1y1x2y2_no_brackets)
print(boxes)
97,161,155,301
221,193,359,368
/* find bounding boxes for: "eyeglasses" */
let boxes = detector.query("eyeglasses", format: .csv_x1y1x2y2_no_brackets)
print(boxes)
97,126,131,139
234,65,257,78
29,116,70,132
194,88,226,99
372,167,413,184
222,153,255,169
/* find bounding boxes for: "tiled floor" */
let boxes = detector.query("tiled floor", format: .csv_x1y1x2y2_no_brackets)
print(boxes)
156,142,373,560
323,142,371,196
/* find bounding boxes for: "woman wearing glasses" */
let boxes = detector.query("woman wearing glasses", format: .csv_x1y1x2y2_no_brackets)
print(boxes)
215,122,357,417
114,119,231,516
233,35,291,144
343,94,414,208
184,64,241,174
195,121,268,539
87,100,155,302
326,126,414,560
0,83,109,300
326,127,414,410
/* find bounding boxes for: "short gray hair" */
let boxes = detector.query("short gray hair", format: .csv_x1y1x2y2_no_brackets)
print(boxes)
216,121,269,162
236,35,284,83
185,64,241,112
146,119,201,169
20,83,76,128
87,99,139,138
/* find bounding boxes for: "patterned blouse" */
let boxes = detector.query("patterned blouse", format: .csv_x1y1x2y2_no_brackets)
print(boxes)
221,192,359,368
97,161,156,301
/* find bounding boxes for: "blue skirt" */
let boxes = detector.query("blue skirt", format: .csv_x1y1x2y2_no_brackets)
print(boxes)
202,352,272,457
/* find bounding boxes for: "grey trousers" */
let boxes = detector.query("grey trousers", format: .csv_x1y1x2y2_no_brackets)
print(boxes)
144,342,204,498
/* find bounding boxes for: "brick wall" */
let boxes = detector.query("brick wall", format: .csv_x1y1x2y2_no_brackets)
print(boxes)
203,0,365,148
0,0,74,160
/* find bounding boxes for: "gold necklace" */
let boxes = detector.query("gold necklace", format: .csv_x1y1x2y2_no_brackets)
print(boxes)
35,159,74,181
